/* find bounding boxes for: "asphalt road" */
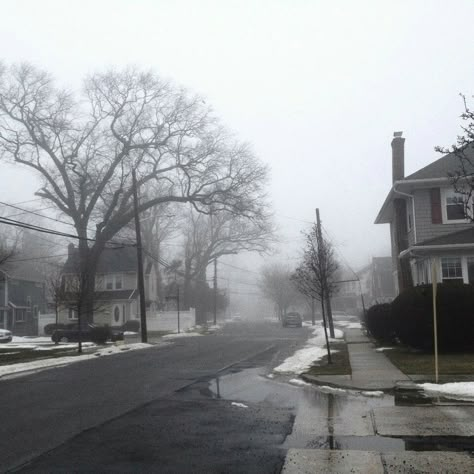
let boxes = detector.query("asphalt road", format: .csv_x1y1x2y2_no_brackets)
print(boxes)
1,321,311,473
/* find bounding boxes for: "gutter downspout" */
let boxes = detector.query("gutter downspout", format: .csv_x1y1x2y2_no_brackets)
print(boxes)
393,183,417,244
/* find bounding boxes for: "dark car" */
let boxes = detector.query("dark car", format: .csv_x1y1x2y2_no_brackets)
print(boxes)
44,322,77,335
52,324,123,344
282,312,303,328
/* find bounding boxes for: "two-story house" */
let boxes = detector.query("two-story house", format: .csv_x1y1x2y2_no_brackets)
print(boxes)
59,244,158,327
0,263,46,336
375,132,474,294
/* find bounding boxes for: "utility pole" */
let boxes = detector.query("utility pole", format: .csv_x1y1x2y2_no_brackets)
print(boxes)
315,208,335,338
177,286,180,334
213,258,217,326
132,169,148,343
316,208,332,363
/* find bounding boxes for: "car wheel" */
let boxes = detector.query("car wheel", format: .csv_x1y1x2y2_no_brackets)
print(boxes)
60,336,69,343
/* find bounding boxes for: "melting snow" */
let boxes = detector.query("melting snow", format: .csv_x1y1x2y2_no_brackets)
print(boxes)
231,402,248,408
162,332,203,339
289,378,311,387
273,327,340,374
0,343,154,379
375,347,394,352
417,382,474,400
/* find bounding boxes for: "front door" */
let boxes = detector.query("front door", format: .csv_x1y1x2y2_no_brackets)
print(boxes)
113,305,121,326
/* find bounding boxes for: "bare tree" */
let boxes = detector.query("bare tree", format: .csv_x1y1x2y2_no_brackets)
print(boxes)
0,63,269,323
291,224,339,336
181,207,274,320
259,263,299,320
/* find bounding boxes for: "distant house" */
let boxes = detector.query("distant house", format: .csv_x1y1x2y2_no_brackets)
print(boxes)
333,257,395,312
59,244,158,326
0,264,46,336
375,132,474,294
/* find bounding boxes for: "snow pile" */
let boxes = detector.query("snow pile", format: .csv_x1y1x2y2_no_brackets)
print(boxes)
316,385,349,395
12,336,52,344
273,326,340,374
0,342,154,379
289,378,311,387
361,390,384,397
417,382,474,400
231,402,248,408
162,331,203,339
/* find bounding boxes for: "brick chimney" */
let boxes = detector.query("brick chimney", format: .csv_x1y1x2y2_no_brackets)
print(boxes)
391,131,405,183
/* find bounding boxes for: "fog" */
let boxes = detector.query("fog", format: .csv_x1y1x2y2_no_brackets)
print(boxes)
2,0,474,274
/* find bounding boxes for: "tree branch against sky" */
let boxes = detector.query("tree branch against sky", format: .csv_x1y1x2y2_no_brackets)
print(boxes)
0,63,270,321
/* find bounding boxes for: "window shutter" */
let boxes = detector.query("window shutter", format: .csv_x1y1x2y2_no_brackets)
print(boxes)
430,188,442,224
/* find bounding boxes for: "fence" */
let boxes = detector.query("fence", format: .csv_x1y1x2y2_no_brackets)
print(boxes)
146,308,196,333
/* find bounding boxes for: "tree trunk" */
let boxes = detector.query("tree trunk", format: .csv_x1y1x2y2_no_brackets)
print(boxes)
325,295,335,338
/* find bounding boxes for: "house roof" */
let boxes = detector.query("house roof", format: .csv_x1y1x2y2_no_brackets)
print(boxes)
405,145,474,180
375,145,474,225
63,246,152,274
415,226,474,247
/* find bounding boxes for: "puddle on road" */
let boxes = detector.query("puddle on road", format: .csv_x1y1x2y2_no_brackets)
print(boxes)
178,365,474,454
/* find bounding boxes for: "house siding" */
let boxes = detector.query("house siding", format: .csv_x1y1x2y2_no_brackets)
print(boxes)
414,188,474,243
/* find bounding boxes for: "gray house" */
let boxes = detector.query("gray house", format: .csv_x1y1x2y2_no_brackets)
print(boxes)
375,132,474,294
59,244,158,326
0,264,46,336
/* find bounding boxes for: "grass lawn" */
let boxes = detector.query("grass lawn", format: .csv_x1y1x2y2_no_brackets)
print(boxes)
304,342,352,376
0,346,80,366
383,346,474,376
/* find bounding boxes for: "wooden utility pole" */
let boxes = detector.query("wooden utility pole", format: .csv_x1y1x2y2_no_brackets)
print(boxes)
213,259,217,326
132,169,148,343
177,286,180,334
316,208,332,363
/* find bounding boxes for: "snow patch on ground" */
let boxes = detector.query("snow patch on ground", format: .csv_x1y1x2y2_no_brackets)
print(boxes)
417,382,474,400
289,378,311,387
316,385,349,395
375,347,394,352
266,374,275,379
273,327,339,374
162,332,203,339
0,343,154,379
231,402,248,408
361,390,384,397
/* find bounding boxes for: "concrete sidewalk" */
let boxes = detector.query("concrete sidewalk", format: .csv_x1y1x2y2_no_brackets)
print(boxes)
303,327,409,391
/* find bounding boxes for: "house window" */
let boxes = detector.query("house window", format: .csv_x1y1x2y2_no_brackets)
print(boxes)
68,308,78,320
106,275,114,290
114,306,120,323
26,296,31,308
441,257,463,282
15,310,25,322
105,274,123,290
441,189,468,223
0,310,4,328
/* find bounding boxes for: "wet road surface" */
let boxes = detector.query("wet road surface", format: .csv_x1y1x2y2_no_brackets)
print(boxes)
5,320,474,473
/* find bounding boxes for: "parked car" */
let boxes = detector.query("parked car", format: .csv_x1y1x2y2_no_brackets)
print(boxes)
51,324,123,344
0,329,12,343
282,312,303,328
44,322,78,335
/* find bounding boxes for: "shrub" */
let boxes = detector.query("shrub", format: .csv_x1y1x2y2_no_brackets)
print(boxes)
365,303,395,342
391,283,474,352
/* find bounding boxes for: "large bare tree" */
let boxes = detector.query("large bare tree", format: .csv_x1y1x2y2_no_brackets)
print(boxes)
181,208,273,309
0,63,269,322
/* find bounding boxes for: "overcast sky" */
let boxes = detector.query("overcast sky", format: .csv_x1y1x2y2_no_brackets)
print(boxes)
2,0,474,269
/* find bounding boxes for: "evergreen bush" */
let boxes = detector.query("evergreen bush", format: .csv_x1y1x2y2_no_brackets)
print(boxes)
391,283,474,351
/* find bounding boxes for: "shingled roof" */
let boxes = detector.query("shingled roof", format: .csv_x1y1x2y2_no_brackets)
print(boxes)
405,145,474,180
63,245,151,274
415,226,474,246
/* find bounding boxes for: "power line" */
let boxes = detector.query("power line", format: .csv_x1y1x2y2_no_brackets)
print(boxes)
219,261,261,275
0,216,134,248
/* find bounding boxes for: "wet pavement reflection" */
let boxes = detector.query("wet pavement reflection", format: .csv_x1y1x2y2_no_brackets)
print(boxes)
179,364,474,454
